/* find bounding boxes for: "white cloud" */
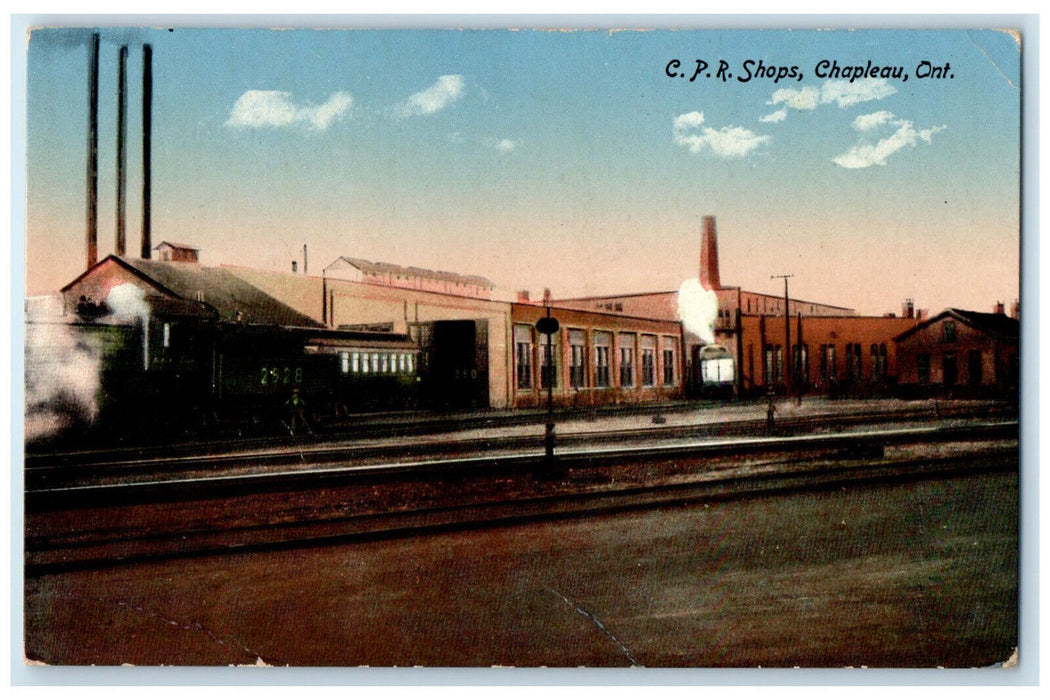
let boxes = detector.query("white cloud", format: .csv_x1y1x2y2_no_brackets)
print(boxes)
226,90,353,131
760,109,788,123
852,110,896,131
833,118,947,169
673,111,770,159
768,79,897,119
769,86,821,111
401,75,465,117
673,111,707,131
820,78,897,108
490,138,518,152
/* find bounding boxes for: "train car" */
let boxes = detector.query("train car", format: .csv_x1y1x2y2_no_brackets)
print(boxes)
691,343,736,398
304,328,421,413
203,323,423,424
413,319,489,409
28,312,498,442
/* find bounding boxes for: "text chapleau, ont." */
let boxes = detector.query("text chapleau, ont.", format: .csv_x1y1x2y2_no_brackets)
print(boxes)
664,58,955,84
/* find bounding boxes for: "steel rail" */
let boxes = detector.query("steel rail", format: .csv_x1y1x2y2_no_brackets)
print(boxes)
25,420,1017,511
25,445,1017,574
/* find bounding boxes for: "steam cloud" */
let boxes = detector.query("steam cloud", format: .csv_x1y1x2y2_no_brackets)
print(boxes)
24,297,102,442
105,283,150,322
106,283,151,370
677,279,720,344
24,284,152,441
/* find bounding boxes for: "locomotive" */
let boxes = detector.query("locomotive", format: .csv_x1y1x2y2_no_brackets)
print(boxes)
25,311,488,443
688,343,737,398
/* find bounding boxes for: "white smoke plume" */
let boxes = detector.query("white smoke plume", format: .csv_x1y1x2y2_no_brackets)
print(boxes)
106,283,151,370
105,283,150,323
24,297,102,442
677,278,720,344
24,285,153,442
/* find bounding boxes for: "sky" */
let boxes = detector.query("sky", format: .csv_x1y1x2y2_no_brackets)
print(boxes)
22,23,1022,316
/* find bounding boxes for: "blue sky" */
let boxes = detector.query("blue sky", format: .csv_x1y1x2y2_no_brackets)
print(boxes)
24,25,1021,315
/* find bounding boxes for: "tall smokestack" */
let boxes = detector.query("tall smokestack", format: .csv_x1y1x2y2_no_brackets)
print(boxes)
115,45,128,257
86,33,99,269
699,215,721,291
141,44,153,259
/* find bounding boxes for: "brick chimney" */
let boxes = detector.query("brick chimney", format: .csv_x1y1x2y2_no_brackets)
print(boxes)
517,290,530,303
994,300,1006,315
902,299,915,319
699,215,721,291
1011,299,1020,319
542,288,552,306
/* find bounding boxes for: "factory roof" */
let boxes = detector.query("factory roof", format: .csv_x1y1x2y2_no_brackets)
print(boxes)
893,307,1020,342
62,256,323,328
335,256,495,289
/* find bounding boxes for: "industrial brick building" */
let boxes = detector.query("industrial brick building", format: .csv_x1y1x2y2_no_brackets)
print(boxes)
555,216,922,396
894,308,1019,396
509,302,683,409
224,261,687,409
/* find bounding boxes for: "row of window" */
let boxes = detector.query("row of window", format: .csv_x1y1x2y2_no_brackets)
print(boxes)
760,343,889,384
917,350,984,386
516,327,676,391
339,350,416,375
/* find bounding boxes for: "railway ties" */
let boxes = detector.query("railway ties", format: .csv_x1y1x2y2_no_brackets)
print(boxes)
23,419,1018,573
24,401,1016,491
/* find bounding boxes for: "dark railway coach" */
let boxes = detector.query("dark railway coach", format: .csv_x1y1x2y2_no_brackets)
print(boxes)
413,319,489,409
26,312,496,442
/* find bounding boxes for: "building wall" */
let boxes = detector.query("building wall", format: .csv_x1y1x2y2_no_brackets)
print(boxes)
510,303,683,408
556,288,855,326
227,265,513,408
555,292,680,320
62,258,166,314
325,258,493,300
736,314,919,395
895,316,1018,392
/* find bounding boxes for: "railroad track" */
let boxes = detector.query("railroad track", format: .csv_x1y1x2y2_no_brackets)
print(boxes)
24,403,1016,490
25,398,1014,469
24,421,1018,573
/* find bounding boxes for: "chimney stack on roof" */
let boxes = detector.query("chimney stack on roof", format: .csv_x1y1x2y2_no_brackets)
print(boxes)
1011,299,1020,320
994,300,1006,315
699,215,721,291
517,290,530,303
902,298,915,319
543,288,552,306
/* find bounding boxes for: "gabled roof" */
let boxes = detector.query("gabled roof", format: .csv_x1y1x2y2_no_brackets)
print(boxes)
153,241,200,251
63,256,322,328
335,256,494,289
893,307,1019,343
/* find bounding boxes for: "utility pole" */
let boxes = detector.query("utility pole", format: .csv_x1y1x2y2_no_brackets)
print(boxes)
536,308,560,469
796,311,803,405
771,274,793,395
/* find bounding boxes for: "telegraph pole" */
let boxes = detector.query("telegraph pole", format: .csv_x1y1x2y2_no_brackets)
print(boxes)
771,274,793,395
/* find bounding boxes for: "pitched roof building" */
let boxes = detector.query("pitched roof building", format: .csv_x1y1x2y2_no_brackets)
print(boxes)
324,256,495,300
60,255,323,328
893,307,1019,394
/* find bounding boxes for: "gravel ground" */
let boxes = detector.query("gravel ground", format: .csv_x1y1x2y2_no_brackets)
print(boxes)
23,470,1018,669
